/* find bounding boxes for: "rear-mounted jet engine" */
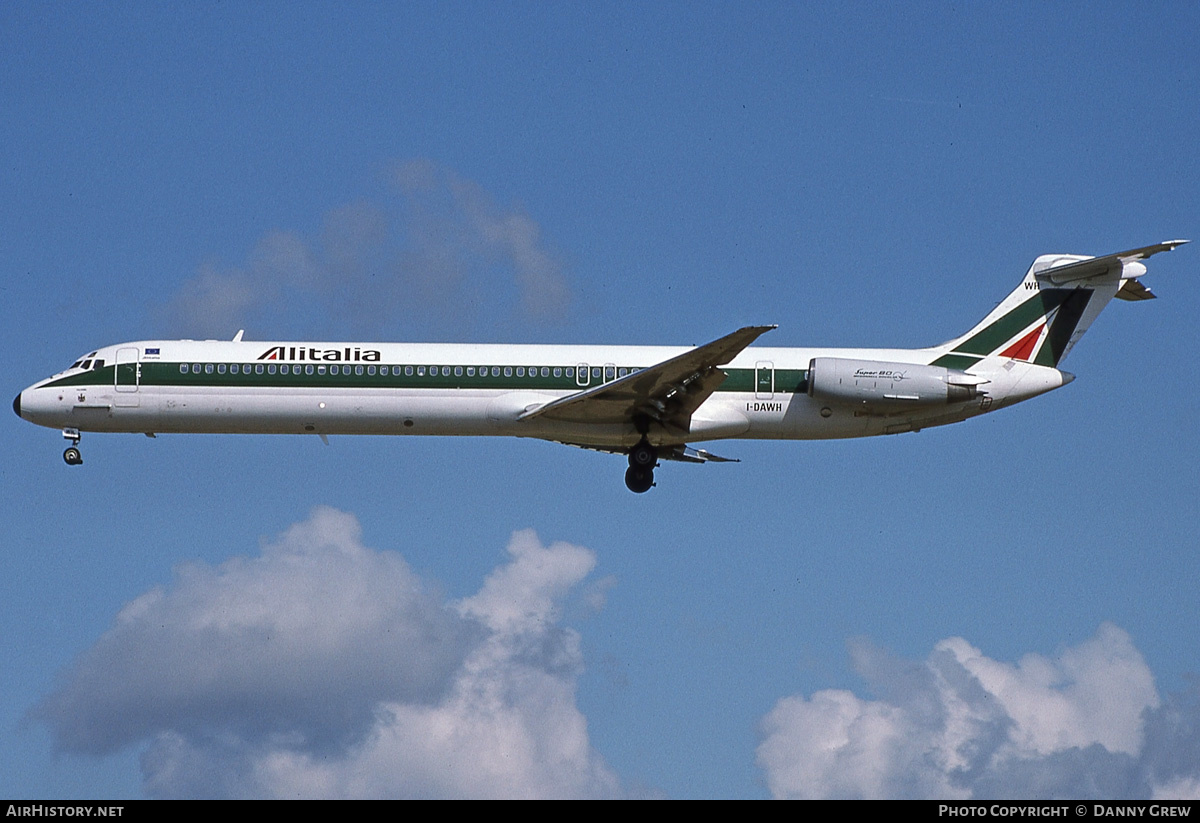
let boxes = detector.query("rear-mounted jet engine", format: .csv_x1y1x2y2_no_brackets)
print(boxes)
807,357,987,412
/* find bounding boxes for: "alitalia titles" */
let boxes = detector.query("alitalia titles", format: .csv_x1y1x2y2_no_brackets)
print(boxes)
258,346,381,362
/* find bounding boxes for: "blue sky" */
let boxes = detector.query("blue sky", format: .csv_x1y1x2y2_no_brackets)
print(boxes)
2,2,1197,798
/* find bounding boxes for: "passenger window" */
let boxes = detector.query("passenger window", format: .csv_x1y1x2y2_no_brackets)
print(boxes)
193,364,201,373
467,367,475,376
268,364,277,374
553,367,562,378
517,367,525,377
368,366,376,376
255,364,264,374
230,364,239,374
541,367,549,377
205,364,214,374
492,367,500,377
180,364,189,373
305,365,314,375
218,364,227,374
504,366,512,377
405,366,413,376
455,366,463,377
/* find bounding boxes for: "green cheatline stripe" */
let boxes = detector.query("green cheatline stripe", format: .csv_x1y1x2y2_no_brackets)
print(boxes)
953,288,1073,356
929,353,982,370
1033,289,1092,367
44,364,811,395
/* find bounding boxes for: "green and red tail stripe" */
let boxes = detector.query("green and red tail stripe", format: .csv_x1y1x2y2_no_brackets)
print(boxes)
931,287,1095,370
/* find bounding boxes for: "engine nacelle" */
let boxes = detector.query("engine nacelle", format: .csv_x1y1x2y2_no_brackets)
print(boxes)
807,357,984,410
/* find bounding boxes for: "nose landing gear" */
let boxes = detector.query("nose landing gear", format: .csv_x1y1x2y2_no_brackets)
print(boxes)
624,439,658,493
62,428,82,466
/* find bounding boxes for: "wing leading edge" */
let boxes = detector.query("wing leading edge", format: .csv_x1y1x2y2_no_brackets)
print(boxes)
518,325,776,437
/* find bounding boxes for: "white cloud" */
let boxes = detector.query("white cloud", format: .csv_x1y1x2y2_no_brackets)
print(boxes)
757,625,1200,799
36,511,621,798
161,160,570,337
942,625,1158,757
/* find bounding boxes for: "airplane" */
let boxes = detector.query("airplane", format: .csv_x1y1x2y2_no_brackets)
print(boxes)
14,240,1187,493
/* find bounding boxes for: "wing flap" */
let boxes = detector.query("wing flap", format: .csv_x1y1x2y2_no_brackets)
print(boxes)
551,440,740,463
660,445,741,464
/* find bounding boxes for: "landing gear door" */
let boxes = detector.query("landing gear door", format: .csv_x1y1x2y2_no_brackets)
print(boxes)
755,360,774,399
115,347,141,407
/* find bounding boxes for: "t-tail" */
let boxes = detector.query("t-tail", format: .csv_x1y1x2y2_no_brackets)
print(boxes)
928,240,1189,372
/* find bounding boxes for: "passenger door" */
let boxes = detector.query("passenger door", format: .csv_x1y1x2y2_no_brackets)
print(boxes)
114,347,140,407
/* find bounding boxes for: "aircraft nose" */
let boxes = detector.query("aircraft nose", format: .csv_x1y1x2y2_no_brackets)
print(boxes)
12,392,21,419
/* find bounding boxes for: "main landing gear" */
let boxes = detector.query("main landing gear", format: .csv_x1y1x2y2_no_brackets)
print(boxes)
62,428,82,466
624,439,658,494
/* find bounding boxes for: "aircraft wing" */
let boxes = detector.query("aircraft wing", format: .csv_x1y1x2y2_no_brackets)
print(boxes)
1040,239,1189,285
519,325,776,434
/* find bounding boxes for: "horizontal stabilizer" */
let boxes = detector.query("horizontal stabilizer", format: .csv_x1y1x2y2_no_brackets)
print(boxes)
1040,239,1188,285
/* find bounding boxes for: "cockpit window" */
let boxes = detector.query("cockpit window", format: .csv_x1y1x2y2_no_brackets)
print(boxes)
70,353,100,370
